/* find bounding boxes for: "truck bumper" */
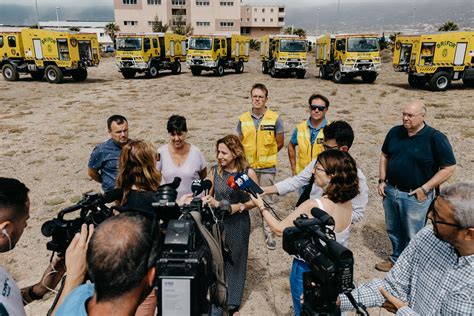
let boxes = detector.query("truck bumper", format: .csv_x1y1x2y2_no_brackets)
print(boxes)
274,61,308,70
186,60,217,69
341,62,381,73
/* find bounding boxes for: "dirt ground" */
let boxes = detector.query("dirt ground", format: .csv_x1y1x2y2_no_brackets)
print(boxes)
1,51,473,315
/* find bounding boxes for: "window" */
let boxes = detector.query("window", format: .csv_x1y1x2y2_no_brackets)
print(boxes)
0,36,3,48
196,1,209,5
247,8,249,12
246,18,249,22
7,36,16,47
148,21,153,26
147,0,161,4
254,18,257,22
220,21,234,27
271,8,274,12
124,21,138,26
220,1,233,6
270,18,273,22
262,18,265,22
262,8,265,13
278,17,284,22
196,21,210,27
279,7,284,12
254,8,257,12
172,0,185,5
152,38,158,48
122,0,137,4
99,33,104,37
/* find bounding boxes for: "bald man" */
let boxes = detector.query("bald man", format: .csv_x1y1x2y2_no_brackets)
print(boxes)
375,101,456,271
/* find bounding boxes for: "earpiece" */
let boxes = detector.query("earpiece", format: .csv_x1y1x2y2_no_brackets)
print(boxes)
1,229,9,239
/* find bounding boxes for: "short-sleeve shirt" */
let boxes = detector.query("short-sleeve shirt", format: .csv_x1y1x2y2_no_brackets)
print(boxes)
88,139,122,192
157,144,207,199
290,118,328,145
382,124,456,190
236,109,284,174
0,267,26,316
55,283,94,316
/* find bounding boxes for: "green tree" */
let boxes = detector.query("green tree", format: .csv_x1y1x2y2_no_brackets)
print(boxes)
152,15,169,33
284,26,306,37
249,39,260,50
171,14,193,36
389,32,401,52
438,21,459,32
105,23,120,47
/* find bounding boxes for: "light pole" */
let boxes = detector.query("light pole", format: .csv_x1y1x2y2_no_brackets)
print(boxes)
35,0,40,28
316,8,319,35
56,6,60,27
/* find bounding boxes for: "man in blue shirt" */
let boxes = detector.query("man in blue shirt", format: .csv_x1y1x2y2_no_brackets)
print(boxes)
88,115,130,192
376,101,456,271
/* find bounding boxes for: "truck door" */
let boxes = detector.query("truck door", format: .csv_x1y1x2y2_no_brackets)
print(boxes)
214,38,220,58
33,38,43,59
152,38,159,57
221,39,227,58
170,40,175,57
454,42,467,66
159,37,166,59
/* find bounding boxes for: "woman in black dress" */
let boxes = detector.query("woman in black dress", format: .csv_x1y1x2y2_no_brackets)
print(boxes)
202,135,258,316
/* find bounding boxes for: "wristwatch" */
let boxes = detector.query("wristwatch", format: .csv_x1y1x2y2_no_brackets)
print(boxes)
239,203,245,212
420,186,429,195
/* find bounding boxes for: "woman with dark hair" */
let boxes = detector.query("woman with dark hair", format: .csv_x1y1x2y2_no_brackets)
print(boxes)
251,150,359,316
157,115,207,198
201,135,258,316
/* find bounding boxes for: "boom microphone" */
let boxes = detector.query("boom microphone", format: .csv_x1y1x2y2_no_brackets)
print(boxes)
234,172,263,198
311,207,335,226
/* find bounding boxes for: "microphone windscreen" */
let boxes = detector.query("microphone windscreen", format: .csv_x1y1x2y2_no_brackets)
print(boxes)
202,179,213,191
310,207,335,226
103,188,124,203
191,179,203,196
227,176,238,189
170,177,182,189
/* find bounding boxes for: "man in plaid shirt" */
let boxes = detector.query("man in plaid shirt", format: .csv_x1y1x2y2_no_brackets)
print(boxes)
340,182,474,315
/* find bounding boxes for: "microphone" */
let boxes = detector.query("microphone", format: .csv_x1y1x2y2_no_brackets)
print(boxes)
234,172,263,198
201,179,212,195
217,199,231,218
227,176,239,190
169,177,182,189
191,179,204,196
310,207,335,226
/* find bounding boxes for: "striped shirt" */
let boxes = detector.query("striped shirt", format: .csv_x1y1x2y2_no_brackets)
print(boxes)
340,226,474,315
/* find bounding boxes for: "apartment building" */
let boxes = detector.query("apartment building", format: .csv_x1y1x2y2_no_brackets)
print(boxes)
114,0,284,36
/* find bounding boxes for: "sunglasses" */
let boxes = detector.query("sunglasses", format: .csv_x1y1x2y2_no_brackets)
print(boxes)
310,105,326,112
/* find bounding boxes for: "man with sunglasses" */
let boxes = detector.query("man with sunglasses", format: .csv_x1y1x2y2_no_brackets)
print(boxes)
376,101,456,272
288,94,331,176
339,182,473,315
262,121,368,223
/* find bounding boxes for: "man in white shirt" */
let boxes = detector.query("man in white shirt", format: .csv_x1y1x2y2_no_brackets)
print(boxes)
262,121,368,223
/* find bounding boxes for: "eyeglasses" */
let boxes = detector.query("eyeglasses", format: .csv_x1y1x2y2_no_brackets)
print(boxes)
314,166,326,173
310,105,326,112
323,143,339,151
427,197,465,229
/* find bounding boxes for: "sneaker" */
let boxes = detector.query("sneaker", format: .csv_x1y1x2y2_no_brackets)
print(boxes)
375,260,394,272
266,234,276,250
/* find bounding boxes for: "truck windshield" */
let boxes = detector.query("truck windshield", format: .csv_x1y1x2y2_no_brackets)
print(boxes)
347,37,379,52
116,38,142,51
189,38,212,50
280,40,306,52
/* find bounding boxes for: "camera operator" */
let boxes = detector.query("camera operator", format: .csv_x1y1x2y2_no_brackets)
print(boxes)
251,150,359,316
0,177,90,315
55,212,160,315
338,182,474,315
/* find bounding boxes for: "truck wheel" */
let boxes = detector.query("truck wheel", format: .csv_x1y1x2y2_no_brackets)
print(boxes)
121,69,136,79
296,70,306,79
270,65,277,78
191,68,202,76
45,65,63,84
146,64,159,78
462,78,474,87
71,68,88,81
429,71,451,91
319,66,328,79
332,68,343,83
235,61,244,74
172,61,181,75
30,70,44,80
408,75,426,88
262,62,268,74
2,64,19,81
361,72,377,83
216,63,225,77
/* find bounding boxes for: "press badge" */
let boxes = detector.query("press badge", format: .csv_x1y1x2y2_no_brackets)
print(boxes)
260,125,276,131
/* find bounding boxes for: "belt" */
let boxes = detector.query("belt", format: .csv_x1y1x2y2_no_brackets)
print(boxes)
387,183,413,193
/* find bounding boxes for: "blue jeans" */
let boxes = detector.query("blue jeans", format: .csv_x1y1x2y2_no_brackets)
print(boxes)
290,258,310,316
383,184,433,262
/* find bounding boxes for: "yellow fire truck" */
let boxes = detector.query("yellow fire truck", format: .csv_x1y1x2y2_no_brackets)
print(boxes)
315,33,382,83
115,32,186,79
0,28,100,83
186,34,250,76
260,34,309,78
393,31,474,91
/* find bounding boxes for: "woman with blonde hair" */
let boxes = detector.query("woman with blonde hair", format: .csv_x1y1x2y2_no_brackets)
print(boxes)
116,139,161,316
251,150,360,316
201,135,258,316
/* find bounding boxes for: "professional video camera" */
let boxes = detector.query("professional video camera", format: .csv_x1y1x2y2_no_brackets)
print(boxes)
283,208,368,316
41,188,122,255
153,178,230,316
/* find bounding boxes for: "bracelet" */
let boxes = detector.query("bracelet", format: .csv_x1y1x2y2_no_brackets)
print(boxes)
420,186,429,195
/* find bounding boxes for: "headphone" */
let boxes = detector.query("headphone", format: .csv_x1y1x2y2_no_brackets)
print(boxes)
1,229,8,238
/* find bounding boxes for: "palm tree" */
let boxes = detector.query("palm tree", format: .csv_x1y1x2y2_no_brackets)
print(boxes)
152,15,169,33
105,23,120,48
284,26,306,37
438,21,459,32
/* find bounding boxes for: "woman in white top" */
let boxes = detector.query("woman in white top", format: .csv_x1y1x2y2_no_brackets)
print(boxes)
251,150,359,316
157,115,207,199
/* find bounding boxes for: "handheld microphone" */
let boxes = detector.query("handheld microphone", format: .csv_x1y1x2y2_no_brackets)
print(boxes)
227,176,239,190
310,207,335,226
191,179,204,196
234,172,263,198
201,179,212,195
169,177,182,189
